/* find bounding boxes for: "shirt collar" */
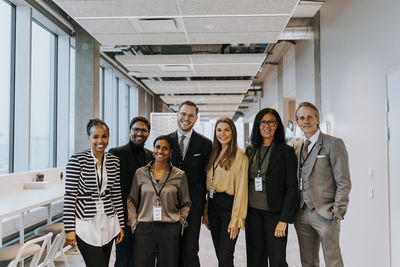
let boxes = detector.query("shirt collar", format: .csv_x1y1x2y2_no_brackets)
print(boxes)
145,160,173,169
306,129,320,145
177,129,193,140
90,149,106,165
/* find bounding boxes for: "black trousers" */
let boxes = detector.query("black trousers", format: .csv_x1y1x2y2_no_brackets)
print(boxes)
76,235,114,267
133,222,181,267
245,207,289,267
114,225,133,267
208,193,238,267
178,195,205,267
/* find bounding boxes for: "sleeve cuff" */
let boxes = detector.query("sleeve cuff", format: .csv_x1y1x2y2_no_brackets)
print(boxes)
228,217,245,229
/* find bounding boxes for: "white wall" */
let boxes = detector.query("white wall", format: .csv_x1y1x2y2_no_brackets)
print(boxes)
315,0,400,265
244,0,400,265
295,40,316,104
244,44,296,124
244,66,279,121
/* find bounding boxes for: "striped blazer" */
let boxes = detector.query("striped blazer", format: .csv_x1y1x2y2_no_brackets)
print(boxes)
63,149,125,232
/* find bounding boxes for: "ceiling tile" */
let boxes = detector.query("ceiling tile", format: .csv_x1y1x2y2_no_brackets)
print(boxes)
203,104,239,111
177,0,299,16
143,80,251,94
77,18,135,34
190,54,266,64
117,54,265,77
183,16,289,33
292,1,323,18
188,32,281,44
116,55,192,65
194,64,261,73
94,33,188,46
54,0,179,18
161,95,243,105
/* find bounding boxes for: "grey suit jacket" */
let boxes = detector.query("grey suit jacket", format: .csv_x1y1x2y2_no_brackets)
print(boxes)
294,132,351,220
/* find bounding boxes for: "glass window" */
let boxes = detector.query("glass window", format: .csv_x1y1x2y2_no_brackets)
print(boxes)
125,84,130,126
99,66,105,119
0,0,13,174
129,85,138,120
30,21,56,170
69,45,75,156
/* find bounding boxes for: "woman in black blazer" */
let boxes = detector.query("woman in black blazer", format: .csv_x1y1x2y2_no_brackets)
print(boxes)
64,119,125,267
245,108,298,267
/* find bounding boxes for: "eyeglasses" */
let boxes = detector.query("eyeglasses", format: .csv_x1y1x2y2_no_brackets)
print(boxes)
131,127,149,134
259,120,278,128
178,112,196,119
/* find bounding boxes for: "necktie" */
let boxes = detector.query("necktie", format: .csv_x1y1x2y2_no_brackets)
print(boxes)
302,139,311,161
179,135,186,158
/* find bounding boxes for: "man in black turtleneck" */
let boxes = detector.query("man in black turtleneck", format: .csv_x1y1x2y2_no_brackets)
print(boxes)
109,116,153,267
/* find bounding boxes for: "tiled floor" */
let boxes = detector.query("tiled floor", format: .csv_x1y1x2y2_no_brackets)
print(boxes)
56,225,321,267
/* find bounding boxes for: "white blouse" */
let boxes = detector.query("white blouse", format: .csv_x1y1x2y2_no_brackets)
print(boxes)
75,151,121,246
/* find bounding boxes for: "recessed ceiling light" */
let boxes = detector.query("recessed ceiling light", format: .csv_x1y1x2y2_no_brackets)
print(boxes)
205,24,215,29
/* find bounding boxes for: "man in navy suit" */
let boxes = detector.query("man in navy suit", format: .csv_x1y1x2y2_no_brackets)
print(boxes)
169,101,212,267
109,116,153,267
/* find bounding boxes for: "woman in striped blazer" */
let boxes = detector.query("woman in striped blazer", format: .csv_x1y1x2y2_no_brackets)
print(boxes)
64,118,125,267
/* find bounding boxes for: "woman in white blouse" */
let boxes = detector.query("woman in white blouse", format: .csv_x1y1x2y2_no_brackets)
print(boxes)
64,119,124,267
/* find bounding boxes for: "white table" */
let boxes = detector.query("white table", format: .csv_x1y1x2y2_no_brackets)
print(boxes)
0,183,64,247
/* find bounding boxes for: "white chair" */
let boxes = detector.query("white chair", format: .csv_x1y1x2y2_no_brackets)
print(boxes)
34,223,69,267
0,232,52,267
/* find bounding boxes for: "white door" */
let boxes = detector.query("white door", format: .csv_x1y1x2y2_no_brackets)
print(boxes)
387,70,400,267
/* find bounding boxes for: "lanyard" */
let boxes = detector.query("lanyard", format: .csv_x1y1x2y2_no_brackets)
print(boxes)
256,146,271,176
148,167,172,206
300,142,316,168
95,157,104,195
210,159,220,190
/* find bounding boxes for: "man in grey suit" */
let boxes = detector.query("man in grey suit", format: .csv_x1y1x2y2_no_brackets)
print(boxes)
293,102,351,267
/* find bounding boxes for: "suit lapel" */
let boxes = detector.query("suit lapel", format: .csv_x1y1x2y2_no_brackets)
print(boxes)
295,142,302,177
183,131,197,163
304,133,323,179
104,153,111,190
171,131,182,163
266,142,284,175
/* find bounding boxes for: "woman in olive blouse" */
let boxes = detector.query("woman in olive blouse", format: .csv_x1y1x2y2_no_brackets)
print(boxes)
202,117,248,267
245,108,298,267
127,135,191,267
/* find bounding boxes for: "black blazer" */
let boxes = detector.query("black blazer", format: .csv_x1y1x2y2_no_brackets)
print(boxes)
109,142,153,224
168,130,212,207
246,142,298,223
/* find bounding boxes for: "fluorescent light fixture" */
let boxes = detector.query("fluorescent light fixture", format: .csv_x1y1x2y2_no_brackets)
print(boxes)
128,71,141,76
160,65,192,72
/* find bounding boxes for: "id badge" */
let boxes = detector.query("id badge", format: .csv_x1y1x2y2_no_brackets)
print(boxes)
153,206,162,221
95,200,105,214
209,185,214,199
254,177,263,192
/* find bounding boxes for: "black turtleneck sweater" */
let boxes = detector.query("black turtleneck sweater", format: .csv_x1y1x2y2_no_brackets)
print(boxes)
109,140,153,223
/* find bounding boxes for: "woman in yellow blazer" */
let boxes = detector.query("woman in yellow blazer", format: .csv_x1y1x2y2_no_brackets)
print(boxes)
202,117,248,267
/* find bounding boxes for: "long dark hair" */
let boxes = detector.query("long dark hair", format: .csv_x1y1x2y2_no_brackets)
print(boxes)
207,117,238,171
249,108,285,147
